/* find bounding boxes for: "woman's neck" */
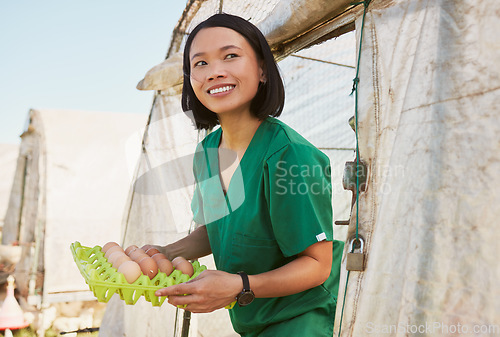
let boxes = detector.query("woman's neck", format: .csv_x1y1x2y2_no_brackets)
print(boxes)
218,112,262,153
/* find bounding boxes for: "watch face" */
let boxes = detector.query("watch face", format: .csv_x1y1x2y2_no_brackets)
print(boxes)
238,291,255,306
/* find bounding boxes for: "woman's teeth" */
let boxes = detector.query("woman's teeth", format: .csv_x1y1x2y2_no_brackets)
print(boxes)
209,85,235,94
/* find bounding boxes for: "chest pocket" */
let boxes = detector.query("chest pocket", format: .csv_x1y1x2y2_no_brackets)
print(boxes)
229,233,290,275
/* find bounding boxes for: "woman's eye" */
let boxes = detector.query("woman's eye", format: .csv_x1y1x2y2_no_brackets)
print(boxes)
193,60,207,67
225,53,238,60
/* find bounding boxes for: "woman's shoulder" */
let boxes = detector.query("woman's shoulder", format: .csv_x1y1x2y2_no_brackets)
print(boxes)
263,117,329,163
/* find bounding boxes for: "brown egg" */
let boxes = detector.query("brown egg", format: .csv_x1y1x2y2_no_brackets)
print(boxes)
141,244,153,252
145,248,160,257
108,251,125,265
172,257,194,277
124,245,138,255
138,256,158,279
113,254,132,269
129,248,148,261
104,245,124,259
118,260,142,284
151,253,168,263
157,259,174,276
102,242,119,254
172,256,186,266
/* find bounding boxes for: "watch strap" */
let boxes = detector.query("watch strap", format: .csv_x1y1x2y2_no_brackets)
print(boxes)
237,271,250,291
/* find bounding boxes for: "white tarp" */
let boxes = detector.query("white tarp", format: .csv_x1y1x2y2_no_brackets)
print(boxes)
256,0,352,46
2,109,147,302
335,0,500,336
0,143,19,228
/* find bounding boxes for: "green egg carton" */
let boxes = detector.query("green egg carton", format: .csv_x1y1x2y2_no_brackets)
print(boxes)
70,241,207,306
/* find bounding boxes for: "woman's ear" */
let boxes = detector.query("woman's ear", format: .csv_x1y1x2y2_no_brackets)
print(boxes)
259,61,267,83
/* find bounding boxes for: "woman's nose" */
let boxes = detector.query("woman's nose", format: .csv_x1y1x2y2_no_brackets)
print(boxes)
207,63,227,81
208,74,225,81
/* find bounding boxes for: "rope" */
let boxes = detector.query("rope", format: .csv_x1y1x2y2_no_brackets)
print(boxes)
290,54,356,69
338,1,371,336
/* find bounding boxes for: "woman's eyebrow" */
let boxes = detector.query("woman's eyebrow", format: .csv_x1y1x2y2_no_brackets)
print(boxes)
191,45,243,61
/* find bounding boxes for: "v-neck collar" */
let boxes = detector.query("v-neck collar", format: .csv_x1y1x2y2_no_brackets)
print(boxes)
207,118,269,203
197,117,276,222
216,119,266,165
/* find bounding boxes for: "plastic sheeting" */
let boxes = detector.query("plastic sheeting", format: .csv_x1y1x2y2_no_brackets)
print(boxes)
335,0,500,335
2,109,146,302
136,51,184,92
257,0,352,46
276,32,357,242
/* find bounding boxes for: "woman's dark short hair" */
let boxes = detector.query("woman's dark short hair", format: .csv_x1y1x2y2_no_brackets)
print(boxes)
181,13,285,130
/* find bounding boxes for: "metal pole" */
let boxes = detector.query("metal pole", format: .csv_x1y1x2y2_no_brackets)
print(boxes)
181,310,191,337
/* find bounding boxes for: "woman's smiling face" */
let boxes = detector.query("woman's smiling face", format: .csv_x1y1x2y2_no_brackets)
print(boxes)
189,27,264,118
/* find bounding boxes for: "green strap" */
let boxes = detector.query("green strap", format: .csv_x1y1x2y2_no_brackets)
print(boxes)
338,1,371,336
337,270,351,335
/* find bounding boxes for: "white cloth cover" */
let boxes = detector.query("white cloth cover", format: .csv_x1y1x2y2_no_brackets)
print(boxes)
136,51,184,91
335,0,500,336
256,0,352,46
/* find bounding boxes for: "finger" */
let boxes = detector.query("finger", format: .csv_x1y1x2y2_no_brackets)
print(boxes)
167,293,195,307
187,269,208,281
155,282,194,297
174,297,229,314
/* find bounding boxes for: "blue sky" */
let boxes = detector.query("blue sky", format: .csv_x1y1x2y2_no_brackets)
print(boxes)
0,1,187,144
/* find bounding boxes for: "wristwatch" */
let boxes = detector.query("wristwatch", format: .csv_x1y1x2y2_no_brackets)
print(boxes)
236,271,255,307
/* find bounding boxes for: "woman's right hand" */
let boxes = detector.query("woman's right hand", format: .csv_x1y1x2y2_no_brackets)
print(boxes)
142,225,212,261
155,269,241,313
140,244,168,258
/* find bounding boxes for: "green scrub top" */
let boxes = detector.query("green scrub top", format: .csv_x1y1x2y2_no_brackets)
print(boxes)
191,117,343,336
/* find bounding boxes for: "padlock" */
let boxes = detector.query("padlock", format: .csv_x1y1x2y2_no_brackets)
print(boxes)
346,237,365,271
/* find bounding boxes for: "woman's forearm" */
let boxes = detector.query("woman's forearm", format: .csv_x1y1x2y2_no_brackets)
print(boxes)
160,225,212,260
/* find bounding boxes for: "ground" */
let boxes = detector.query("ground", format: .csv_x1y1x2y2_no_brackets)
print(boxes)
0,327,99,337
0,283,106,337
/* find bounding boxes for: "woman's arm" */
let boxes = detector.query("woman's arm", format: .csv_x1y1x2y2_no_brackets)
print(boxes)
155,240,333,313
155,225,212,261
249,239,332,297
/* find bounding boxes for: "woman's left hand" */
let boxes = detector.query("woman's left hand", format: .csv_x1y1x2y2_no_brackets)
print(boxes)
155,270,241,313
